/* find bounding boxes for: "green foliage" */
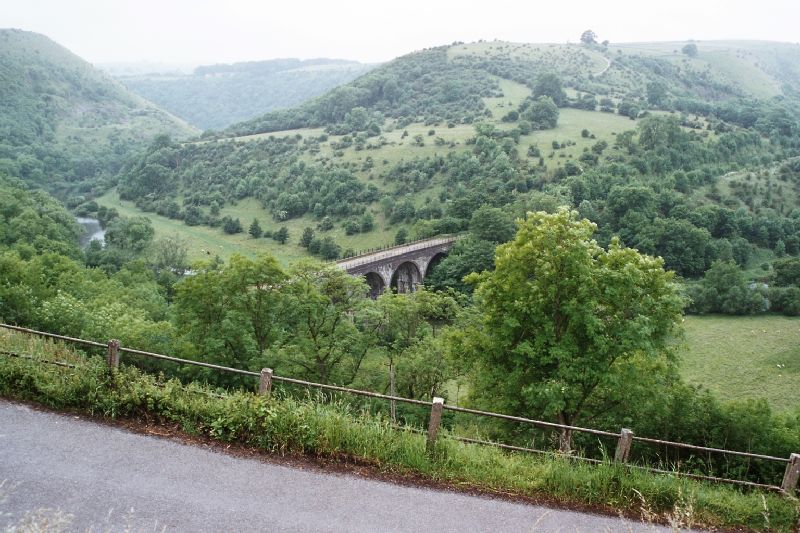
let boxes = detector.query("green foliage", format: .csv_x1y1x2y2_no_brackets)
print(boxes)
175,254,287,380
278,263,372,383
468,206,515,243
456,210,684,448
688,261,768,315
249,218,263,238
222,217,243,235
774,257,800,286
273,226,289,244
524,96,559,130
0,177,82,259
425,237,496,294
0,29,194,198
318,236,341,259
300,227,315,248
532,73,566,107
227,47,499,136
104,216,155,253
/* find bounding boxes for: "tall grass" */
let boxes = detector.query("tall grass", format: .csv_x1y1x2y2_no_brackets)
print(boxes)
0,331,797,531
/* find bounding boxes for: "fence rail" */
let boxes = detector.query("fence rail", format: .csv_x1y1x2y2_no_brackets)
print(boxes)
1,322,798,495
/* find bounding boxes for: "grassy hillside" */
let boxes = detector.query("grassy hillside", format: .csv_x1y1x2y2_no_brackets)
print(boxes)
680,315,800,412
107,38,800,277
118,58,375,130
0,28,197,197
96,189,407,265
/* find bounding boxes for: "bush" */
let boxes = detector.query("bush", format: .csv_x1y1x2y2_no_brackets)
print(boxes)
222,217,243,234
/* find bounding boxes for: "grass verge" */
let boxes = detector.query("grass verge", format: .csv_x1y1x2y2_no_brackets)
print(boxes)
0,331,797,532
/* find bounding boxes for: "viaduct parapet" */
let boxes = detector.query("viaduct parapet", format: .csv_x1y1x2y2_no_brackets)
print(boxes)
336,236,458,297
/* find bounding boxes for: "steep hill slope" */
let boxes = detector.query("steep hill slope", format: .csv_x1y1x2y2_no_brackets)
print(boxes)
118,58,375,130
0,29,197,197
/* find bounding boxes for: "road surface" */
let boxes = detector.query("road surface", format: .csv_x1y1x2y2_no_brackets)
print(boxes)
0,399,674,532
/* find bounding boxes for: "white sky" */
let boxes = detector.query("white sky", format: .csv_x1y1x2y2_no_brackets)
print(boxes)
3,0,799,65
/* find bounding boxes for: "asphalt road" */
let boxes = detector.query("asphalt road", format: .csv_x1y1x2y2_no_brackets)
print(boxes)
0,399,674,532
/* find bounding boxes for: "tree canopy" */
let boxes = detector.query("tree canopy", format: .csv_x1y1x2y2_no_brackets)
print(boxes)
456,209,684,450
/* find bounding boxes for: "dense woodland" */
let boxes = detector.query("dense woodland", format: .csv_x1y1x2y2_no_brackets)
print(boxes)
2,31,800,488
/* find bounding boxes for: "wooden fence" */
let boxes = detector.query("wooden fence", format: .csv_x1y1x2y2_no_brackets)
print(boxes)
1,323,798,496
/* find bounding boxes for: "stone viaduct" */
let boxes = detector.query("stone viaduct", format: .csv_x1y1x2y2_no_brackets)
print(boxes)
336,236,458,298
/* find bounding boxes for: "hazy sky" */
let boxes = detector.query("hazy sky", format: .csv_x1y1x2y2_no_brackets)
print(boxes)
4,0,799,65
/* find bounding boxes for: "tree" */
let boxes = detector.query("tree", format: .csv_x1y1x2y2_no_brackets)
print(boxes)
300,227,315,248
682,43,698,57
222,217,243,235
273,226,289,244
395,228,408,245
249,218,263,239
425,237,497,294
580,30,597,45
104,216,155,253
174,254,287,383
532,73,566,107
456,209,684,451
318,236,341,259
150,233,189,275
689,261,767,315
525,96,559,130
773,257,800,286
469,206,515,243
280,263,374,384
646,81,668,107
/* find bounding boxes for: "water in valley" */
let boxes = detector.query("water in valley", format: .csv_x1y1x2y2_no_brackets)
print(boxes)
76,216,106,248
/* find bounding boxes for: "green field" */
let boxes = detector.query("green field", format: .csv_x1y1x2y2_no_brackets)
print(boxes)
680,315,800,412
96,190,407,265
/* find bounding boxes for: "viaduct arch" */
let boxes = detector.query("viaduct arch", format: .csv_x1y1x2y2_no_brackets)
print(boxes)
336,236,458,297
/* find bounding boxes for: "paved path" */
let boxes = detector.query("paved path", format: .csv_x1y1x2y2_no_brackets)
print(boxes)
0,399,673,532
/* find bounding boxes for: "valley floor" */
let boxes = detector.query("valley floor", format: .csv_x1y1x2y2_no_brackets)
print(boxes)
681,315,800,412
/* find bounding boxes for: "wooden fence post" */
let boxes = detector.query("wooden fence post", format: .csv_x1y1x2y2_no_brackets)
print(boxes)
106,339,120,370
615,428,633,463
426,397,444,453
781,453,800,494
259,368,273,396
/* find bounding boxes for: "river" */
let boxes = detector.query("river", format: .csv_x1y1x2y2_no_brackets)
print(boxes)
76,216,106,248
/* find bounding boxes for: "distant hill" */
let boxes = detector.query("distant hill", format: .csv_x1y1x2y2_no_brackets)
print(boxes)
226,40,800,137
117,58,375,130
0,28,197,197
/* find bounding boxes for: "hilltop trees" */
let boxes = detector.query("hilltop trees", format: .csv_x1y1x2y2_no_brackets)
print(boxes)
682,43,698,57
455,210,684,451
580,30,598,45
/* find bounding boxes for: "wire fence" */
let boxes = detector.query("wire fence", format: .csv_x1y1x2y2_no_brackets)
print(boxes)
1,322,798,495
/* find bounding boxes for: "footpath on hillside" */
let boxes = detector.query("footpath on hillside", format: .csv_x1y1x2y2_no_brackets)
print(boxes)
0,399,677,532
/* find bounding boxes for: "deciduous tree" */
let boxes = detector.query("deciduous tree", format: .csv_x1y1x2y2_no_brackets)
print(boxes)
455,209,684,451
